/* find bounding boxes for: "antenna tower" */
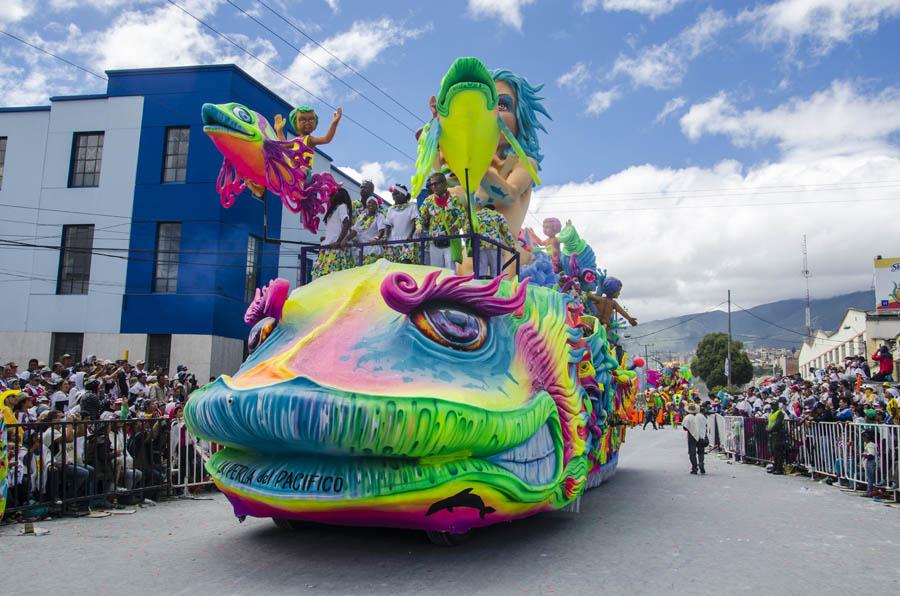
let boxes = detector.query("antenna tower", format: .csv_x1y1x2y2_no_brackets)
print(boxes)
802,234,812,340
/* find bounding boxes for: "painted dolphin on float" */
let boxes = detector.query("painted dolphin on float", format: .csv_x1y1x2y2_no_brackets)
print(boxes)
184,260,639,543
201,102,338,233
411,57,541,211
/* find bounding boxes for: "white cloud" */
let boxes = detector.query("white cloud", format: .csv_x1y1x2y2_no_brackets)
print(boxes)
530,152,899,320
2,3,425,108
612,8,729,89
680,82,900,156
581,0,687,17
656,96,686,122
467,0,536,30
336,160,406,199
557,62,590,89
0,0,33,25
325,0,340,13
585,88,619,115
279,19,430,101
740,0,900,55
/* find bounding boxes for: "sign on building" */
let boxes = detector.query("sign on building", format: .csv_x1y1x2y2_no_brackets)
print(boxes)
874,257,900,311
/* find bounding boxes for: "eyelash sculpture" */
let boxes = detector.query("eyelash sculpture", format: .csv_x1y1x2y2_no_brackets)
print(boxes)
381,271,529,317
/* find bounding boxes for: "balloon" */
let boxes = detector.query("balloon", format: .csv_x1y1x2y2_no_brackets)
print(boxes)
633,356,645,368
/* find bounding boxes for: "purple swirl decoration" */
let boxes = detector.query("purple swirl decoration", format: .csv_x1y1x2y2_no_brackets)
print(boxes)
216,157,246,209
381,271,529,317
244,278,290,325
263,139,338,235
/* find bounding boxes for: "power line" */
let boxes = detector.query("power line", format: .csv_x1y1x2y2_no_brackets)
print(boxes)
0,30,107,81
532,195,900,214
732,302,850,344
625,301,728,340
535,179,900,201
253,0,425,125
164,0,415,161
224,0,417,133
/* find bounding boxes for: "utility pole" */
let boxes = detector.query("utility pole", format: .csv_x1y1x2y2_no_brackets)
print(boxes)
727,289,733,387
802,234,812,340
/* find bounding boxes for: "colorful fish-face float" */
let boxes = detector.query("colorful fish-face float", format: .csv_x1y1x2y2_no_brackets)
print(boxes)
184,260,635,540
201,102,338,233
411,57,540,201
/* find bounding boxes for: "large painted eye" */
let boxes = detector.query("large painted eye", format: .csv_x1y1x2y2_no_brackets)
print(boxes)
498,94,514,113
248,317,277,354
411,305,487,351
233,106,253,123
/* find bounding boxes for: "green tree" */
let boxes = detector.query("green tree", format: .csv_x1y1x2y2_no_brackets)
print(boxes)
690,332,753,388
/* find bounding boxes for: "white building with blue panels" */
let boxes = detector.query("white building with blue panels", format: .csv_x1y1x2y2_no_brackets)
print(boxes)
0,65,362,380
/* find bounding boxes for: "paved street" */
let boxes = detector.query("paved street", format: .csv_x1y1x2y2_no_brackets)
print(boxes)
4,427,899,596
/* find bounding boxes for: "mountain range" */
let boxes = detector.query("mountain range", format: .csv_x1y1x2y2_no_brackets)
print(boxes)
621,290,875,357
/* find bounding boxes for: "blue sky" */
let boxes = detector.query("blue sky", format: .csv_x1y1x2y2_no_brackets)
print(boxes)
2,0,900,322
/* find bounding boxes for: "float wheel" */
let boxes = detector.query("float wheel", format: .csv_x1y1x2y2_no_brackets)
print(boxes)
272,518,311,530
425,530,471,546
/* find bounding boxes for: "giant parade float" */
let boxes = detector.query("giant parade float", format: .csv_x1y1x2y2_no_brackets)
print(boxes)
185,57,642,545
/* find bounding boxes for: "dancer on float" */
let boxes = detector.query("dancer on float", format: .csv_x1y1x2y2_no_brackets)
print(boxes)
416,172,467,272
383,184,419,265
311,188,353,279
346,196,386,266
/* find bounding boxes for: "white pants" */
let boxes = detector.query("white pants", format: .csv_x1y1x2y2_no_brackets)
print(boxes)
479,248,498,278
429,244,455,271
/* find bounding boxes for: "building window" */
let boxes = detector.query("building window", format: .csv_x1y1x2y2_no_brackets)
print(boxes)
68,132,104,188
57,224,94,295
162,127,189,183
153,222,181,293
51,332,84,364
244,235,261,303
146,334,172,373
0,136,7,189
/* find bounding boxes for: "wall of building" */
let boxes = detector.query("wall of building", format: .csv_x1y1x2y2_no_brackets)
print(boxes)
798,309,867,378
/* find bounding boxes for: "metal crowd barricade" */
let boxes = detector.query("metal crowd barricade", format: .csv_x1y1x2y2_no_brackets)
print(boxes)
720,417,900,499
2,416,218,520
299,232,522,287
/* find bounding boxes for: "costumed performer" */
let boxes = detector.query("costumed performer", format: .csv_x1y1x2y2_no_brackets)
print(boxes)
346,196,386,266
475,204,516,278
311,188,352,279
383,184,419,265
416,172,467,272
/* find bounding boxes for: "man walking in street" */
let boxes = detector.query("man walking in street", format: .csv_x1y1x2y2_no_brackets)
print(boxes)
682,402,708,475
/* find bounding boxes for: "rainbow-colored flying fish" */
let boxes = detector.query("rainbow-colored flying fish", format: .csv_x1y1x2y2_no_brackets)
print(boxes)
201,102,338,233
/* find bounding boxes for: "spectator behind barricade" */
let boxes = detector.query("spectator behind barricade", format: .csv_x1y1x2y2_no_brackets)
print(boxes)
129,371,149,403
871,345,895,382
862,429,878,498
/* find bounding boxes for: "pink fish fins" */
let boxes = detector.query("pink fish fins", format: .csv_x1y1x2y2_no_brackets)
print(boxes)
216,157,247,209
263,138,339,234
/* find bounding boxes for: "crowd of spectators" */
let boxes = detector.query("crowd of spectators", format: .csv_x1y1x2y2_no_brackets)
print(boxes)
1,354,208,520
712,344,899,425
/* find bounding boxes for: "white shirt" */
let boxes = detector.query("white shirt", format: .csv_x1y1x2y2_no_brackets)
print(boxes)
352,212,385,256
50,390,69,412
682,412,708,442
322,203,350,245
384,203,418,241
129,381,149,399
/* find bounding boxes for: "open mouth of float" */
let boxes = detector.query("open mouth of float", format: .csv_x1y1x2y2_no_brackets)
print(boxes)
436,57,498,116
201,103,254,139
186,377,562,513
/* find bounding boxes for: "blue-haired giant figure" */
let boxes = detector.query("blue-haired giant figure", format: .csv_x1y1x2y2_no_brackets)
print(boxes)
475,69,551,243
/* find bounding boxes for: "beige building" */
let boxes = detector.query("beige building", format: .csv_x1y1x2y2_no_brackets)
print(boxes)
799,308,900,379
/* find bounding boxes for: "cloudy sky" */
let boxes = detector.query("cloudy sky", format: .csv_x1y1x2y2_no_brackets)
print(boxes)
2,0,899,320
